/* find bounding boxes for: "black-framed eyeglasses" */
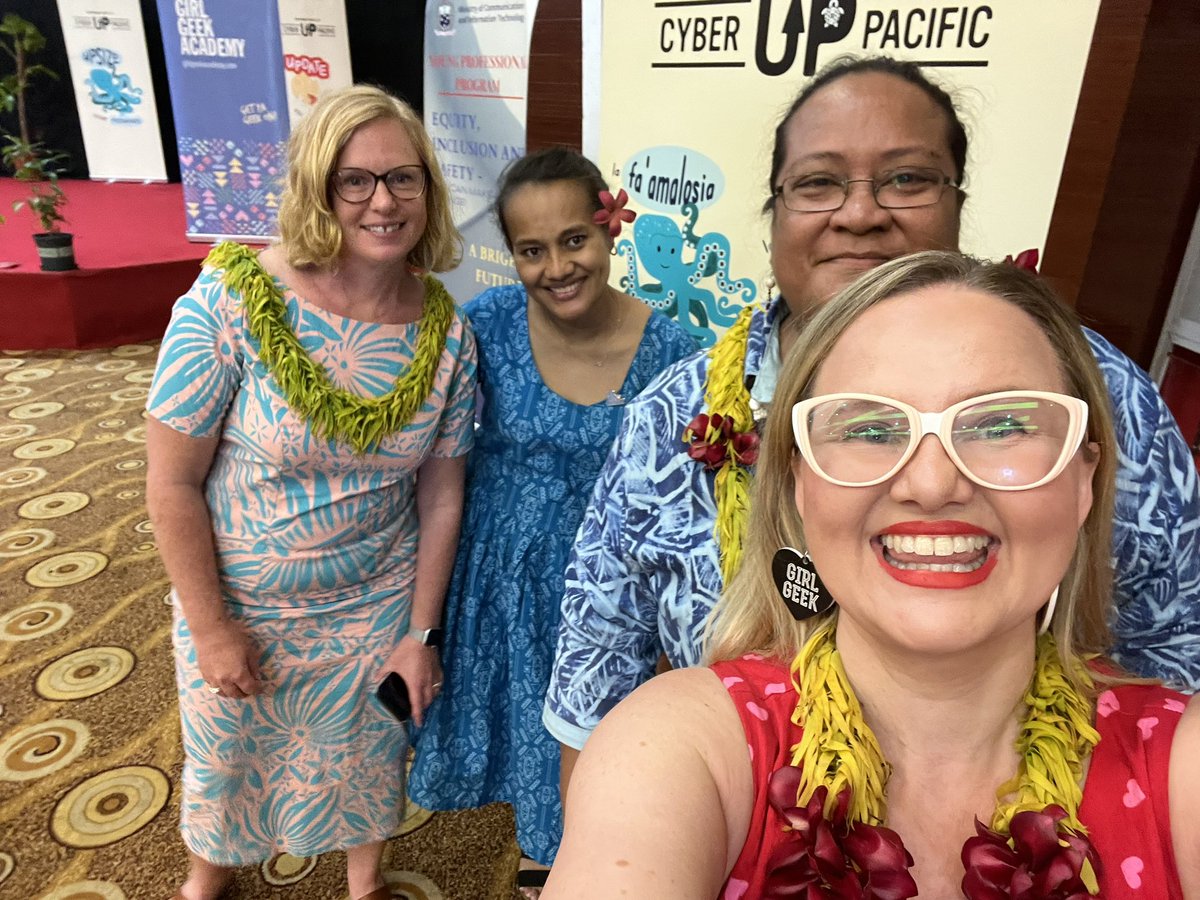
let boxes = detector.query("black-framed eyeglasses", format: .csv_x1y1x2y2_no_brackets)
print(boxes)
330,166,427,203
773,166,959,213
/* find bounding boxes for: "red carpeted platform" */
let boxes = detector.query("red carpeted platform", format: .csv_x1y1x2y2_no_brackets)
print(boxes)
0,179,217,349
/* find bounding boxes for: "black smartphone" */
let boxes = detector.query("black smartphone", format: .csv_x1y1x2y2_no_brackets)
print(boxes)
376,671,412,722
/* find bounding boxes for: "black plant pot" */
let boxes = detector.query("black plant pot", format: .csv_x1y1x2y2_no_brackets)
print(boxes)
33,232,77,271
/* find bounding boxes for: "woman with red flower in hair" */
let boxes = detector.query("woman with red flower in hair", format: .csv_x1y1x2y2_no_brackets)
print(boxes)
542,252,1199,900
408,146,694,895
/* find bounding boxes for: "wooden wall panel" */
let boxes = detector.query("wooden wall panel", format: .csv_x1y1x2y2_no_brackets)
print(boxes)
526,0,583,152
1043,0,1200,367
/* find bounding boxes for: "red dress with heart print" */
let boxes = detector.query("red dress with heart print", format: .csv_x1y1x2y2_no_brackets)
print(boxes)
711,654,1190,900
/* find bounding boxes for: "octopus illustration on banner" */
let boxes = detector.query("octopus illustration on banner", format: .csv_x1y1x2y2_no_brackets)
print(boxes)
81,48,144,116
614,145,757,347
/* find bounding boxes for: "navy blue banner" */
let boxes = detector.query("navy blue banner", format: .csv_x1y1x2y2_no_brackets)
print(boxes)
157,0,289,239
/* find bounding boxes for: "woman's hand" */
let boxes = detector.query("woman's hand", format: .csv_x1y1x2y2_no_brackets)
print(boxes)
192,619,263,699
381,635,443,727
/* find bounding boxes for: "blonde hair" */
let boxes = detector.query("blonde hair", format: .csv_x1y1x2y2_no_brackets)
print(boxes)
705,251,1117,688
276,84,461,272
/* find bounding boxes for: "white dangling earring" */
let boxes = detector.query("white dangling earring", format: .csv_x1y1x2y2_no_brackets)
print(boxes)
1037,586,1060,636
763,273,777,300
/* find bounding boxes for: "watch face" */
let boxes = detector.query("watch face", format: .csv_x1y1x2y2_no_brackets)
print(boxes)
412,627,443,648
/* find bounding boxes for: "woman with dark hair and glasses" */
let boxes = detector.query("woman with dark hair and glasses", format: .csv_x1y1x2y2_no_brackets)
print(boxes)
408,146,694,896
146,85,475,900
545,56,1200,796
543,251,1200,899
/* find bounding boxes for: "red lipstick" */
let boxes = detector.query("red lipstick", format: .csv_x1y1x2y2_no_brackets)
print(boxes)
875,520,998,589
882,520,990,536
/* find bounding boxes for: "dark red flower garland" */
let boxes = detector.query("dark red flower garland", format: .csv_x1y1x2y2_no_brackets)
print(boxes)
683,412,760,470
762,766,1098,899
962,806,1099,900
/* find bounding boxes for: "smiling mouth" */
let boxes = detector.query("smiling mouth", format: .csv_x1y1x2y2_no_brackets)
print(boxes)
878,533,993,573
364,224,400,234
827,254,890,265
549,281,584,299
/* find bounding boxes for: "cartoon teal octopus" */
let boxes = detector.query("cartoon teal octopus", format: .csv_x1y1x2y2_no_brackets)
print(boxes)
88,68,142,115
615,202,756,346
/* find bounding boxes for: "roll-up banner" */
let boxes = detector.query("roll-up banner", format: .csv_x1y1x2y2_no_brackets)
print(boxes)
276,0,353,128
591,0,1102,347
156,0,289,240
55,0,168,182
423,0,538,304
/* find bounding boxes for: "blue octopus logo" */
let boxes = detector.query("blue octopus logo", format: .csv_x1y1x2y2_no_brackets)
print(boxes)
87,68,142,115
615,202,756,346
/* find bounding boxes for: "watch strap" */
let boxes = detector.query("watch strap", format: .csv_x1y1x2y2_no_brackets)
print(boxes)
407,626,443,649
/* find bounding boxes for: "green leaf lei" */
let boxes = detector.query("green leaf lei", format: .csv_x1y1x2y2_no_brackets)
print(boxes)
205,241,454,454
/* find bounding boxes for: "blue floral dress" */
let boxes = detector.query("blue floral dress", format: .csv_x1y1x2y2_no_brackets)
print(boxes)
408,284,695,864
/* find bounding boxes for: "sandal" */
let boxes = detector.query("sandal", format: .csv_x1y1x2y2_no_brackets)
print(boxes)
517,867,549,899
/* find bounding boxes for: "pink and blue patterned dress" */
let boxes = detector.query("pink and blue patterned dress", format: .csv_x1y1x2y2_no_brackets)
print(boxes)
407,284,695,865
146,255,476,865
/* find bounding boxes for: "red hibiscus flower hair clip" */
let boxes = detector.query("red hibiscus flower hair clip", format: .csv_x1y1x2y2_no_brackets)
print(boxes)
594,189,637,238
1004,248,1040,273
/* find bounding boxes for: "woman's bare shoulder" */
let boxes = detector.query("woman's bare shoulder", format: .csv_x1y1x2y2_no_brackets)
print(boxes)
543,667,753,900
1170,694,1200,897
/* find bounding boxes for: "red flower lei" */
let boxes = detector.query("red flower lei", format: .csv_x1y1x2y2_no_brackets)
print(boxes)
962,806,1099,900
762,769,1099,899
683,412,760,470
763,769,917,900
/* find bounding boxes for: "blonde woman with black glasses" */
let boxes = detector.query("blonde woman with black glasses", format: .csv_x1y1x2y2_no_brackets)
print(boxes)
147,85,475,900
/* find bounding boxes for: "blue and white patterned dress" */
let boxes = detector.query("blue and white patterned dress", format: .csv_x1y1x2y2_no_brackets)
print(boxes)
407,284,696,865
543,299,1200,752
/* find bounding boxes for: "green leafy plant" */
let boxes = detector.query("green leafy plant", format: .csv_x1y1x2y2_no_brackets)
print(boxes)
4,140,67,233
0,13,58,153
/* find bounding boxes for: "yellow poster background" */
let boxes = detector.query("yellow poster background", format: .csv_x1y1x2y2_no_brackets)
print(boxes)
597,1,1102,343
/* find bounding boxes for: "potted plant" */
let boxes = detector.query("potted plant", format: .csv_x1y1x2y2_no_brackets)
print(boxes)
4,142,75,270
0,13,58,178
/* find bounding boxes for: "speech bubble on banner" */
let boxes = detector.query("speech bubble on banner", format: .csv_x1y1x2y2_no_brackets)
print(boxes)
622,145,725,214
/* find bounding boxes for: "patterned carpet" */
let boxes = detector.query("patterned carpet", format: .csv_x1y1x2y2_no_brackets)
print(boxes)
0,345,522,900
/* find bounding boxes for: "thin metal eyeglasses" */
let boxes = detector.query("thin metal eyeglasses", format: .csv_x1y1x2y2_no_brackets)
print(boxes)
791,391,1090,491
773,166,959,213
330,165,427,203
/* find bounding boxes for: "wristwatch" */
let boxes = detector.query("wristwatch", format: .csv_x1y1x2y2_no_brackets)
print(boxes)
407,626,444,649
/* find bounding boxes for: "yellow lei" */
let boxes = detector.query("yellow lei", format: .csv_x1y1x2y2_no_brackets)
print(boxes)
698,305,758,584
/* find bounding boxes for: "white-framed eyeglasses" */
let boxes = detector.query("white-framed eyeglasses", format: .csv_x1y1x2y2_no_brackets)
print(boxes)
791,391,1090,491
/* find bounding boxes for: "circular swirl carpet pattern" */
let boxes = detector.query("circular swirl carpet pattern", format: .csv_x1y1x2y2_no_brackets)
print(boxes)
0,345,524,900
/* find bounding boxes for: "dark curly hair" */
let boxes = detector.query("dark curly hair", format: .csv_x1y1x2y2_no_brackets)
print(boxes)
493,146,609,248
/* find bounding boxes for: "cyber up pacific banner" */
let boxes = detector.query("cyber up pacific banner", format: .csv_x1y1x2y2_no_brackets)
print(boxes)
157,0,289,240
56,0,168,181
591,0,1101,347
277,0,353,128
424,0,537,303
